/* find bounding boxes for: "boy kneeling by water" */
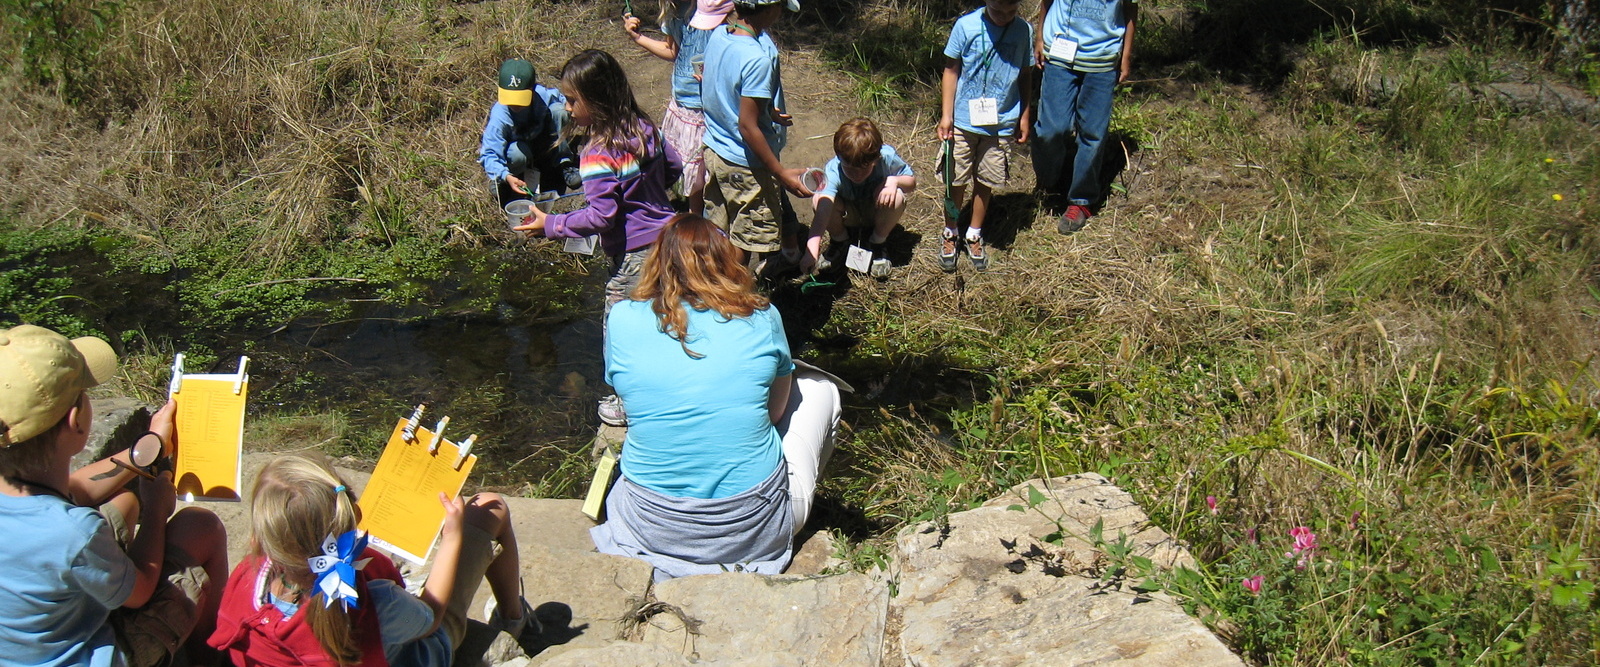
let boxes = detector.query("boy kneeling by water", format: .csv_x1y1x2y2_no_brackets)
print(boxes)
801,118,916,277
479,58,581,207
0,325,229,667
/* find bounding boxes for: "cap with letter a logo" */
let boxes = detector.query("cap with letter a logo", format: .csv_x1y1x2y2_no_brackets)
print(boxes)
498,59,536,107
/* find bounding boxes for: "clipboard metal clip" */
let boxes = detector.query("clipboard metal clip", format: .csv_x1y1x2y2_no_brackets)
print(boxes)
454,435,476,471
427,416,449,454
168,353,185,396
401,404,426,443
233,356,251,395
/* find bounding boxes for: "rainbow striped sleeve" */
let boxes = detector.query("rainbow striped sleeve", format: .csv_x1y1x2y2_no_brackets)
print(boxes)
579,150,642,183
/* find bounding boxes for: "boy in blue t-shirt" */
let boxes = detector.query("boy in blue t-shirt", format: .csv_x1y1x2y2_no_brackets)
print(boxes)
1033,0,1136,233
939,0,1033,272
701,0,809,267
802,118,916,276
478,58,579,208
0,325,228,667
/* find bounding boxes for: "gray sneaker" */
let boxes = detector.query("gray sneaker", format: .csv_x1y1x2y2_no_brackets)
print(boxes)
938,231,959,272
597,394,627,426
485,596,542,637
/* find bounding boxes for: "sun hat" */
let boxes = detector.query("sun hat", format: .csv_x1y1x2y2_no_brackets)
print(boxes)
498,59,536,107
732,0,800,12
689,0,733,29
0,325,118,446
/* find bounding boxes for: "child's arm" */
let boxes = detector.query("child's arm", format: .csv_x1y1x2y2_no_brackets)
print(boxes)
1034,0,1055,67
623,13,679,62
535,150,629,238
1118,2,1137,84
67,400,178,505
1016,63,1034,144
417,493,466,635
122,467,177,608
739,96,810,198
939,58,960,141
479,108,528,195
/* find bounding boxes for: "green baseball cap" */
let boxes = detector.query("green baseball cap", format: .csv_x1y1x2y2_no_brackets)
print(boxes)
498,59,535,106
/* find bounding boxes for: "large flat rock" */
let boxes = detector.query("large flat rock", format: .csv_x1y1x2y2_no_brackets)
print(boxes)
636,572,888,666
891,474,1243,667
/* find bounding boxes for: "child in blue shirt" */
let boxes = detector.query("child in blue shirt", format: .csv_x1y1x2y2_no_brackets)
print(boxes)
478,59,580,208
938,0,1033,272
623,0,730,214
0,325,228,667
1033,0,1136,233
802,118,916,276
700,0,810,268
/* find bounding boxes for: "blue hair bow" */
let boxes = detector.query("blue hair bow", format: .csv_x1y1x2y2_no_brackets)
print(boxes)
307,530,372,610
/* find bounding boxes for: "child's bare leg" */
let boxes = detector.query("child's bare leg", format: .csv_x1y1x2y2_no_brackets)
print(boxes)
166,507,228,664
465,493,522,621
106,488,139,529
970,181,993,232
947,184,968,233
689,188,705,216
869,197,907,245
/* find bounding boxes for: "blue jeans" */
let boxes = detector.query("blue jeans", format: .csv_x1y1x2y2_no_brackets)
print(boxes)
1033,65,1117,206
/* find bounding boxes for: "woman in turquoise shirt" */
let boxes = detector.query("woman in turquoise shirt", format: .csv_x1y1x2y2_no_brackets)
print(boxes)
591,214,840,580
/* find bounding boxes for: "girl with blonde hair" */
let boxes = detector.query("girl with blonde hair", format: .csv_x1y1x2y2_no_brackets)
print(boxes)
591,214,841,580
209,455,533,666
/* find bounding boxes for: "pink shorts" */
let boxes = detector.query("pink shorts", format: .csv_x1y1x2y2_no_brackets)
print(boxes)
662,100,708,197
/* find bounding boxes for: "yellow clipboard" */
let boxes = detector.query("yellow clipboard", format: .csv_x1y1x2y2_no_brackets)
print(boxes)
358,419,478,565
170,355,248,502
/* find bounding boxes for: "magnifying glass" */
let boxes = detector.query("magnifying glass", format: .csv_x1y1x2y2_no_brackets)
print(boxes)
113,432,173,479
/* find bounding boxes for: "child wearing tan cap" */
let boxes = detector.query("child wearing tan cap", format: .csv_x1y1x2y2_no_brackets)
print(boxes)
0,325,228,667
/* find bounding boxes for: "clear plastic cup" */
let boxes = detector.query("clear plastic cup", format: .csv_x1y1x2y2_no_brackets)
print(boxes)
801,168,826,193
504,199,534,230
691,55,705,81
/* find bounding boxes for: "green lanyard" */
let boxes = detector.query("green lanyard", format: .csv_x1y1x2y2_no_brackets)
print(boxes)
974,17,1015,94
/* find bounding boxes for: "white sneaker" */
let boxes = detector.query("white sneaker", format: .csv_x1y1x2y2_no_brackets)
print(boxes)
597,394,627,426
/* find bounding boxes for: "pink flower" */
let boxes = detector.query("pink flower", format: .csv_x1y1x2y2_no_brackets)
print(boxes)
1205,496,1219,515
1245,528,1257,544
1242,575,1264,595
1348,511,1363,529
1287,526,1317,567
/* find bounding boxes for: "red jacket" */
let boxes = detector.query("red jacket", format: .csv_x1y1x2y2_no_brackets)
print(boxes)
208,549,405,667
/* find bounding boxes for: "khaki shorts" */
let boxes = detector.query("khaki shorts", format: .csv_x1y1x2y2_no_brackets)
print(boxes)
705,148,787,253
442,520,500,649
938,130,1011,189
103,505,211,667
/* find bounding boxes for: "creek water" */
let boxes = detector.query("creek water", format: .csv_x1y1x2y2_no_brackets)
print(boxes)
9,237,989,499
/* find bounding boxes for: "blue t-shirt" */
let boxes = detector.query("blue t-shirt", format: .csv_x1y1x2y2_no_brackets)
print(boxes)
944,8,1034,136
0,495,135,667
701,27,788,168
1041,0,1134,73
666,5,715,110
820,145,915,203
606,300,794,499
477,85,569,181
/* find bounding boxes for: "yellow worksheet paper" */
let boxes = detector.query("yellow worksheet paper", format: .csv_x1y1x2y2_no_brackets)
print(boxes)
359,420,477,565
172,375,246,501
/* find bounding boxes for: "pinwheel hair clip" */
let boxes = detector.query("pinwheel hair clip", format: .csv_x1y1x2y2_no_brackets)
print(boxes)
308,529,373,610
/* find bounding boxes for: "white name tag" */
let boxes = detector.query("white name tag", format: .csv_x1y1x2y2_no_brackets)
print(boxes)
563,235,598,255
969,97,1000,126
845,244,873,273
1049,37,1079,63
